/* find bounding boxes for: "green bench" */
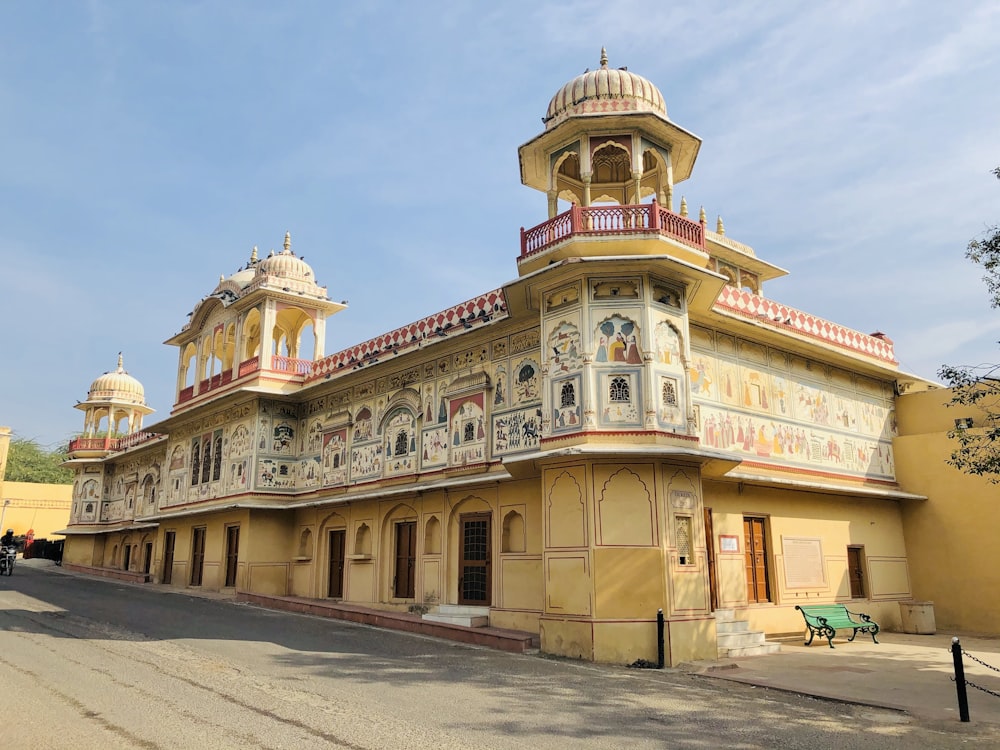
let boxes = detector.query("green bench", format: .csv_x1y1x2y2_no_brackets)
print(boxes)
795,604,880,648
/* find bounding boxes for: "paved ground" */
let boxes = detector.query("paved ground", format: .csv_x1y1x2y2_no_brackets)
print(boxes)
684,630,1000,726
19,561,1000,748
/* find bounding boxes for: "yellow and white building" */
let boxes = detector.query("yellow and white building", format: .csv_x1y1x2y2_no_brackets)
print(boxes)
61,51,972,664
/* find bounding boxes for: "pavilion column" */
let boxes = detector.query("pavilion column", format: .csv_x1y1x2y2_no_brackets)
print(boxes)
547,190,558,219
581,172,593,207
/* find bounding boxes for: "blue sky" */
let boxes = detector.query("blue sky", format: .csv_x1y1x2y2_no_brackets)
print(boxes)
2,0,999,449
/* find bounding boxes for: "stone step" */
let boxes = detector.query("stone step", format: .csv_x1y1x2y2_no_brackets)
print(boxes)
716,619,752,634
713,608,737,622
421,613,490,628
719,642,782,658
717,630,767,649
435,604,490,617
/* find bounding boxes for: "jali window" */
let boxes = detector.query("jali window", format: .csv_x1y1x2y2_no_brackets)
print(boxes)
609,376,631,403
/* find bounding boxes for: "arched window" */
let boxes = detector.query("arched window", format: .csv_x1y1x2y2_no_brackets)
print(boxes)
213,434,223,481
609,376,630,402
190,442,201,486
201,437,212,484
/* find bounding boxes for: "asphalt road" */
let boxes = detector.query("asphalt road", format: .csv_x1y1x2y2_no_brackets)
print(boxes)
0,565,993,749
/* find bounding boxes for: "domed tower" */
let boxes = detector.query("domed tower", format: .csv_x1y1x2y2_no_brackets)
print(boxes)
69,354,154,455
520,48,701,219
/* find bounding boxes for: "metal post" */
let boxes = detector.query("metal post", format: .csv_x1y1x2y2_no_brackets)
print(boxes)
952,637,970,722
657,609,665,669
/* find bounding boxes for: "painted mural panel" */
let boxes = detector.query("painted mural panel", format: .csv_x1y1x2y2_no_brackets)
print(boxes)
298,456,321,488
421,426,449,468
492,407,542,455
548,321,583,374
512,360,541,405
594,315,642,364
350,443,383,482
383,409,417,477
450,394,486,466
599,371,641,426
322,429,348,486
258,458,295,489
493,365,507,408
552,375,582,432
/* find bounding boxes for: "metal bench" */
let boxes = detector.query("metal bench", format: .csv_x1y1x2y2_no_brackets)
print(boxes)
795,604,880,648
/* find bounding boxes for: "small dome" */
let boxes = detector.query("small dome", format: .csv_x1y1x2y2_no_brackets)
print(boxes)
87,354,146,405
256,233,314,282
545,48,666,129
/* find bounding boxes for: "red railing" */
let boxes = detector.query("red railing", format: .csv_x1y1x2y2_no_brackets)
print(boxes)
238,356,260,377
519,201,705,258
68,432,160,454
271,356,313,375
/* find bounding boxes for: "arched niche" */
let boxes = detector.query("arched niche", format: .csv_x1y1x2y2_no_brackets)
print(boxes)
354,523,372,556
298,528,313,559
501,510,525,553
242,308,262,361
424,516,441,555
181,342,198,388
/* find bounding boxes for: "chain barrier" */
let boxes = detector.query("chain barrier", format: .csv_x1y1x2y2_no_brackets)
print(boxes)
959,647,1000,674
954,676,1000,700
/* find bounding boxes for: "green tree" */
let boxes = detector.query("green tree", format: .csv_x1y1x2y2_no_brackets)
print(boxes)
3,436,73,484
937,167,1000,481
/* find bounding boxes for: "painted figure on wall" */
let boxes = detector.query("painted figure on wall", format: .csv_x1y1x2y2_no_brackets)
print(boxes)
513,361,539,404
654,321,682,366
494,367,507,407
595,316,642,364
549,323,582,373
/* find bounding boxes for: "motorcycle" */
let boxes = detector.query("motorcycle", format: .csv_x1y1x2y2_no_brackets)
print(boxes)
0,545,15,576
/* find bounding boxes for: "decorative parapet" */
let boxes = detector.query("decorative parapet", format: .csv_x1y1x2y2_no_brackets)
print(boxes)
714,286,897,364
307,289,509,382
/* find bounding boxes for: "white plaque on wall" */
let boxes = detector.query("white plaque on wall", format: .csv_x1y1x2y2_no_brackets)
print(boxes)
782,536,827,588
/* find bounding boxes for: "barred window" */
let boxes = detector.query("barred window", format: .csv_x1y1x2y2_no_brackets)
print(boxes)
609,376,630,402
463,421,475,443
212,435,223,481
560,381,576,408
190,442,200,486
395,430,409,456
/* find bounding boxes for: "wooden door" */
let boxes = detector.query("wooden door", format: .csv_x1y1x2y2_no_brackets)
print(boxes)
848,546,866,599
743,517,770,603
459,513,491,606
328,529,346,598
143,542,153,574
162,531,175,584
122,544,132,571
394,521,416,599
190,527,206,586
224,525,240,588
704,507,718,611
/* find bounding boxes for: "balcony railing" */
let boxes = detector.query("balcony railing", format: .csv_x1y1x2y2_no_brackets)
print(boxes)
271,355,313,375
176,355,313,405
68,431,160,454
519,201,705,259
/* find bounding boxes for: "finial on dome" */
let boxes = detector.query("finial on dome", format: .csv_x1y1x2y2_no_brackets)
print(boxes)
284,232,291,253
250,246,258,263
600,47,608,69
680,197,688,217
117,352,124,372
219,274,225,284
717,215,725,235
699,205,707,223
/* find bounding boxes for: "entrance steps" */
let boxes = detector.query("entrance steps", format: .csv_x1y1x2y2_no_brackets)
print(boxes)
422,604,490,628
715,608,781,658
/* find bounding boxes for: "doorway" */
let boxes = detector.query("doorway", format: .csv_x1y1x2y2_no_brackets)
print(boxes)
143,542,153,575
190,527,206,586
459,513,491,606
743,516,771,604
394,521,416,599
704,507,718,611
224,525,239,588
848,545,866,599
162,531,175,584
328,529,346,598
122,544,132,572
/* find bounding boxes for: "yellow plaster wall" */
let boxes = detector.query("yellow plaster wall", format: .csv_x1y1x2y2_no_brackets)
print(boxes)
704,480,909,634
62,535,97,566
895,388,1000,633
0,480,73,538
